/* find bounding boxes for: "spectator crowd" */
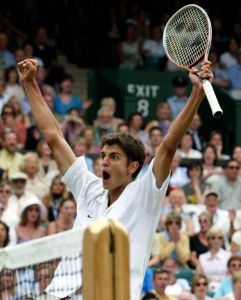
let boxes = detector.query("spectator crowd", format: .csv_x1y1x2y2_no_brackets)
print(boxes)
0,1,241,299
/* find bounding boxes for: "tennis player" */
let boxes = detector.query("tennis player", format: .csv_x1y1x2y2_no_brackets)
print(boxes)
17,59,213,300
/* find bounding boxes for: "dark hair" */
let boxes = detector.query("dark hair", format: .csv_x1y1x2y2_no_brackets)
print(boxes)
0,221,10,247
149,126,163,136
143,292,158,299
227,255,241,268
153,268,169,279
164,211,182,228
224,159,239,169
187,161,203,178
1,103,16,118
101,132,145,179
127,112,143,127
202,143,218,164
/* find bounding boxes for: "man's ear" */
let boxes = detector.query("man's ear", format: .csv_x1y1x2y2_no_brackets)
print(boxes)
128,161,139,175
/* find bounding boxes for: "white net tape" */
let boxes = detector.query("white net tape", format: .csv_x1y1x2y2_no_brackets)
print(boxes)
0,229,83,299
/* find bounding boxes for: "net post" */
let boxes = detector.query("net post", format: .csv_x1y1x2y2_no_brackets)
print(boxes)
82,219,130,300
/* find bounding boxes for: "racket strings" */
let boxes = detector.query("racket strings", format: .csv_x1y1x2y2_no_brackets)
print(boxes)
164,7,209,67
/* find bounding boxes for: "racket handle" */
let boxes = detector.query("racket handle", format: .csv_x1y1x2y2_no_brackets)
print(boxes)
202,79,223,118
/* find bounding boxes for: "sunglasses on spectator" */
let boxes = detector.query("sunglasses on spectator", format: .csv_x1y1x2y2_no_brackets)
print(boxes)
2,111,14,116
196,282,208,287
12,179,26,184
167,220,181,226
227,165,240,170
210,236,223,240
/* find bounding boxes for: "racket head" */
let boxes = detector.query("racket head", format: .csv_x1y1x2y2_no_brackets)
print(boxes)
163,4,212,69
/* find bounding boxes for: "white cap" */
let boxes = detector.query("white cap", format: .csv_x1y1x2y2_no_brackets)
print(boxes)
9,172,28,181
19,195,46,220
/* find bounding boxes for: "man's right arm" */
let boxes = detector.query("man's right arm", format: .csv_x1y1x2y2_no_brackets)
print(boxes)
17,59,76,175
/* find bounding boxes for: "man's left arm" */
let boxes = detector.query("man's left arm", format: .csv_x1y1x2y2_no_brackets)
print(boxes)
153,62,213,188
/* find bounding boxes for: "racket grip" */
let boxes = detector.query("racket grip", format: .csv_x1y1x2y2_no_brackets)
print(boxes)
202,80,223,118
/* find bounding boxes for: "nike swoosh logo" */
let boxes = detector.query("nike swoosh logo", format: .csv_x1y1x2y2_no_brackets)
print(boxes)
87,214,93,218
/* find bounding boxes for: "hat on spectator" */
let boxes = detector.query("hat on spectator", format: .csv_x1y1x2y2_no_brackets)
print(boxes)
19,195,46,220
172,75,188,87
9,172,28,181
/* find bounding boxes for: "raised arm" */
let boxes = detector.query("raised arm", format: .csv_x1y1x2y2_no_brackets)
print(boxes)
153,61,213,188
17,59,76,175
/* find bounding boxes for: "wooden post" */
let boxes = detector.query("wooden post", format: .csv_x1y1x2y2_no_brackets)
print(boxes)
82,219,130,300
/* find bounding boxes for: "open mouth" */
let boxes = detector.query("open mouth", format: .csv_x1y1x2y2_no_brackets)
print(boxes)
102,171,110,181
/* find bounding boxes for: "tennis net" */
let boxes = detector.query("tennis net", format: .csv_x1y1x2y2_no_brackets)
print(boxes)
0,219,130,300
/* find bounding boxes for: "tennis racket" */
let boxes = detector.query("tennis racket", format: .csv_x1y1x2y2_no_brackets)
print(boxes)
163,4,223,118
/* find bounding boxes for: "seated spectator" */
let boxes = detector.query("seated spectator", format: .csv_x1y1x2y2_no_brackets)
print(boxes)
0,130,24,176
0,103,27,149
162,257,190,298
93,106,115,146
15,196,47,244
47,197,76,235
209,48,230,90
187,113,206,152
169,152,190,190
117,23,143,69
62,108,85,145
141,267,155,298
150,268,178,300
182,162,210,205
231,145,241,177
220,37,240,70
196,227,231,293
42,175,69,222
141,25,166,69
210,159,241,211
20,152,50,200
177,132,202,160
192,192,231,249
0,32,15,72
144,102,173,137
166,75,189,120
34,263,58,299
189,211,213,269
36,139,59,182
32,26,66,86
191,274,212,300
81,126,101,156
0,181,11,215
99,97,124,130
160,189,194,236
0,268,17,300
53,74,86,117
127,111,150,146
148,126,163,156
151,212,190,268
71,137,94,172
214,255,241,298
219,271,241,300
202,144,223,185
227,49,241,99
4,66,25,101
8,95,31,129
92,156,102,177
208,130,230,161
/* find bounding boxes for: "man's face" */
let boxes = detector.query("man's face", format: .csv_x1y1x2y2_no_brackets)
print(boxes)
150,129,163,147
153,272,169,294
225,162,240,181
100,144,137,191
3,132,17,153
205,196,218,215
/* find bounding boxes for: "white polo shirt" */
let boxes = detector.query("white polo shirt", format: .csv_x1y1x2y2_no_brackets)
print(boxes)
48,156,169,300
